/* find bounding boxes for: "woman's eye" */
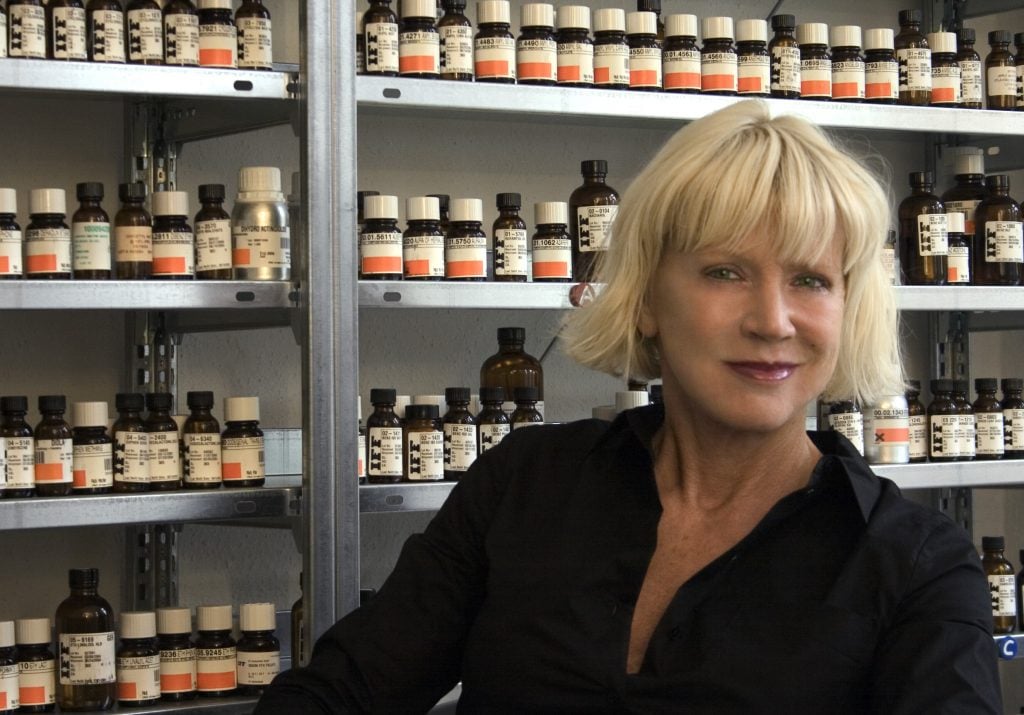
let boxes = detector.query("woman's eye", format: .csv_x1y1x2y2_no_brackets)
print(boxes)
705,267,739,280
794,275,830,290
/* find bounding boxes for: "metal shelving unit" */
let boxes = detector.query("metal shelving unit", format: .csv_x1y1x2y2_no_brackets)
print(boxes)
896,286,1024,312
359,280,582,310
0,280,295,310
360,482,453,513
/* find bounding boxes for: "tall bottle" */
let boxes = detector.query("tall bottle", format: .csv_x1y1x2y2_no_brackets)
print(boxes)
899,171,947,285
982,536,1017,634
194,184,233,279
480,327,544,414
768,14,800,98
114,182,153,279
1,397,34,498
894,8,931,105
235,0,272,70
55,568,116,711
492,192,528,282
363,0,399,75
985,30,1016,110
71,182,111,279
973,175,1023,286
957,27,983,109
570,160,619,282
34,396,73,498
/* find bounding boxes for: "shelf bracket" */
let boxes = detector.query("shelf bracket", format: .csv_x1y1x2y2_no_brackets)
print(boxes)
122,523,183,611
929,310,970,381
936,487,973,538
125,311,179,404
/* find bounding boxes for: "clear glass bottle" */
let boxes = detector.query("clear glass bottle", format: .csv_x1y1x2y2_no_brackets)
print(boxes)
555,5,592,87
15,618,56,713
982,536,1017,634
367,388,403,483
156,607,196,702
531,201,572,282
359,195,402,280
221,397,264,488
928,31,960,106
442,387,477,481
570,160,619,282
398,0,439,78
182,391,221,489
477,386,510,454
0,188,22,280
974,377,1005,460
446,198,487,281
927,379,960,462
517,2,556,85
492,192,528,282
71,401,113,495
899,171,948,285
26,189,71,280
864,28,898,103
957,27,983,108
235,0,272,70
592,7,628,89
796,22,830,100
194,184,232,279
116,612,160,706
193,606,235,697
235,603,279,696
662,13,700,93
145,392,181,492
47,0,87,61
511,386,544,428
403,404,444,481
114,182,152,279
126,0,163,64
830,25,864,102
197,0,236,68
736,19,769,97
1,396,34,498
973,175,1023,286
1002,378,1024,458
700,16,736,95
895,8,931,105
986,30,1016,110
163,0,199,66
403,196,444,281
768,14,800,98
34,395,73,498
55,568,116,711
626,10,660,90
906,380,927,463
438,0,472,81
481,327,544,414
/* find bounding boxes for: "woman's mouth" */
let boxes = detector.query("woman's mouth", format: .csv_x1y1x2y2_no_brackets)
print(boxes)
727,362,798,382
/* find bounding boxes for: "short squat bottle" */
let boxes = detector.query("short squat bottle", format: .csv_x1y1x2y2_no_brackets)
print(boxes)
796,22,830,100
442,387,477,481
1,396,34,498
736,19,769,97
152,191,195,279
446,198,487,281
26,189,71,280
126,0,163,64
71,182,111,279
958,27,983,109
492,192,528,282
592,8,628,89
114,182,153,279
112,393,148,493
946,212,971,284
517,3,557,85
662,13,700,93
363,0,398,75
0,188,22,280
974,377,1005,460
973,175,1023,286
367,388,403,483
511,386,544,428
626,11,660,90
398,0,439,78
953,381,975,462
183,391,222,489
163,0,200,67
531,201,572,282
194,606,236,697
116,612,160,707
47,0,87,61
197,0,236,68
474,0,515,83
906,380,927,463
899,171,948,286
830,25,864,102
1001,378,1024,458
55,568,116,711
71,401,113,495
438,0,473,81
34,395,73,497
895,9,931,105
235,603,279,696
983,536,1017,634
928,379,960,462
828,400,864,455
570,160,619,282
768,14,800,98
864,28,898,103
156,607,196,702
0,622,16,714
404,404,444,482
403,196,444,281
235,0,273,70
555,5,593,87
15,618,56,713
221,397,264,487
194,184,233,279
928,32,960,106
477,386,510,454
145,392,181,491
701,16,736,94
986,30,1016,110
359,195,402,280
8,0,47,59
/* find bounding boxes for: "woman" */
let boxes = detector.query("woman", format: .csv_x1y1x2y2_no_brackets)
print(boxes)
256,101,1000,713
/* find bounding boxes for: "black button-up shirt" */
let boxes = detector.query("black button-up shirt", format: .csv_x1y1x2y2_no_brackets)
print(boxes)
257,405,1001,714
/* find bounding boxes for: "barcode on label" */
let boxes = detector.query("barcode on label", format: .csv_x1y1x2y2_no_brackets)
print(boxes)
279,238,290,250
104,458,112,471
258,451,264,462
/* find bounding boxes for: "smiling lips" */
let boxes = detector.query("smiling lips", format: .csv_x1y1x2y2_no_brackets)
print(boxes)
727,362,798,381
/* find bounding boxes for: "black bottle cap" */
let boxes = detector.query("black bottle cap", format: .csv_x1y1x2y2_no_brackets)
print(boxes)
989,30,1012,45
952,380,969,394
929,379,951,393
975,377,998,392
146,392,172,411
69,567,99,589
406,404,439,420
582,159,608,176
115,392,145,411
1015,32,1024,46
909,171,933,188
442,0,467,10
370,388,397,405
905,379,921,393
357,190,380,212
198,184,225,202
445,387,471,404
636,0,660,13
985,174,1009,192
427,194,450,213
514,386,539,402
0,395,27,412
76,182,104,201
497,326,525,343
119,182,147,201
771,14,795,30
958,27,975,44
1002,378,1023,392
496,192,522,210
898,9,922,25
982,536,1005,551
38,395,66,413
649,383,663,404
187,391,215,409
479,386,506,403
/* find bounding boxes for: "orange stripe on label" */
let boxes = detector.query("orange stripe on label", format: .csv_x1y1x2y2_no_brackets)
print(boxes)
153,256,187,275
0,256,9,273
118,682,138,700
35,463,65,481
932,86,956,102
557,65,581,82
20,686,46,705
404,259,431,277
518,61,553,79
948,266,960,282
222,462,242,479
738,76,763,92
26,254,57,272
701,73,734,90
233,248,251,266
594,66,610,83
446,260,485,278
197,670,236,690
476,59,510,77
801,79,831,96
966,219,976,235
161,673,194,692
533,261,569,278
399,54,437,72
865,81,893,98
873,427,909,443
73,469,87,488
362,256,402,274
0,692,6,708
832,81,859,98
199,48,234,66
664,71,700,89
630,69,658,87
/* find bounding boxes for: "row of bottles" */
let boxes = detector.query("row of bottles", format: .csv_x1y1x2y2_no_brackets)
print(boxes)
0,392,265,498
0,168,290,281
1,0,273,69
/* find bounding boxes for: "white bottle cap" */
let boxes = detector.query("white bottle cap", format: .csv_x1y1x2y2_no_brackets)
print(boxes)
702,16,734,42
412,395,447,413
198,0,233,9
665,14,697,39
196,605,233,632
928,31,957,54
152,191,189,217
121,611,157,640
953,146,985,176
157,607,193,635
626,11,656,36
451,198,483,223
592,405,617,422
394,395,412,419
831,25,862,49
521,3,554,29
225,396,260,423
593,8,625,33
947,212,966,234
240,603,276,632
0,621,14,648
239,166,283,194
363,195,399,220
403,0,436,20
29,188,66,215
15,618,51,645
616,390,650,412
535,201,568,226
0,188,16,214
736,19,767,43
72,401,109,429
556,5,590,32
477,0,510,25
796,23,828,46
864,28,894,50
406,196,440,222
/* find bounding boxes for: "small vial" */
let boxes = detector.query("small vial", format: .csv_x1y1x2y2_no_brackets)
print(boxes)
973,175,1023,286
34,396,73,498
399,0,439,78
1002,378,1024,458
446,198,487,281
828,400,864,455
197,0,236,68
953,381,975,461
114,182,153,279
8,0,46,59
15,618,55,713
975,378,1004,460
475,0,514,83
796,22,831,100
517,3,556,85
0,622,17,713
477,386,510,454
627,11,660,90
895,9,931,105
71,402,112,495
194,606,236,697
928,379,960,462
492,192,528,282
152,191,195,280
882,229,898,285
404,404,444,482
26,189,71,280
700,16,737,95
87,0,126,63
55,568,116,711
364,0,399,75
1,396,34,499
145,393,181,491
736,19,769,97
112,393,148,493
958,27,983,109
438,0,473,81
570,159,619,282
864,28,898,103
359,195,402,280
830,25,864,102
982,536,1017,634
905,380,927,463
531,201,572,282
194,184,232,279
593,8,628,89
235,604,279,696
367,389,403,483
231,166,291,281
555,5,593,87
662,14,700,93
0,189,23,279
222,397,264,487
71,182,111,280
48,0,87,61
183,391,221,489
403,196,444,281
235,0,272,70
163,0,200,67
946,212,970,284
898,171,948,286
442,387,477,481
511,386,544,429
942,147,989,236
116,612,160,706
768,14,800,98
986,30,1017,110
156,607,196,702
928,32,960,106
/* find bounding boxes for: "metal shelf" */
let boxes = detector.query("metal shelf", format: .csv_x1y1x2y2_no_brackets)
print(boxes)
876,461,1024,489
896,286,1024,312
102,694,258,714
0,280,296,310
360,482,454,513
358,280,596,309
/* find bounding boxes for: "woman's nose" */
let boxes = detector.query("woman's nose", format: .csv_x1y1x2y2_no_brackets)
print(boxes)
741,280,798,341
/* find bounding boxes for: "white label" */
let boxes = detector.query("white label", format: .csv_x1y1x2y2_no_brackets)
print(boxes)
199,21,237,68
233,224,290,270
594,42,629,86
52,6,87,60
196,646,236,692
629,46,662,88
988,65,1016,97
977,412,1004,456
114,430,148,484
116,654,160,701
831,60,865,99
701,52,737,92
72,442,113,490
114,225,152,263
72,222,112,272
960,59,982,103
365,21,399,73
475,35,515,79
828,411,864,455
35,438,73,485
897,47,932,92
9,5,45,58
1018,66,1024,108
127,8,162,62
479,422,509,454
948,244,970,283
59,632,116,685
90,9,125,63
152,230,195,276
800,58,831,97
445,234,487,278
917,213,949,256
930,414,960,458
184,432,222,484
866,60,899,100
360,230,402,275
881,246,896,285
577,205,617,253
440,24,473,75
663,48,700,91
25,227,72,275
368,426,402,477
406,430,444,481
0,662,18,710
222,435,264,481
357,432,366,478
737,54,769,95
18,659,55,706
494,228,528,277
4,436,34,490
402,234,444,279
158,647,196,694
908,414,928,460
959,413,976,458
399,30,439,75
236,650,279,686
444,423,477,472
990,574,1017,618
983,221,1024,263
770,45,800,93
517,38,557,82
0,13,7,58
0,229,23,276
147,430,180,483
557,41,593,84
164,13,199,66
195,219,232,272
237,17,272,69
931,64,961,104
532,236,572,280
946,199,982,236
1005,407,1024,450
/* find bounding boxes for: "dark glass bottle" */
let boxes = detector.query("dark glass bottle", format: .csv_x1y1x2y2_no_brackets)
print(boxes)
398,0,439,79
827,400,864,455
946,212,971,284
15,618,56,713
86,0,125,63
115,612,159,706
114,182,152,279
0,189,22,280
953,381,975,462
736,19,770,97
403,196,444,281
570,160,619,282
363,0,399,75
906,380,927,463
477,386,510,454
47,0,87,61
359,195,402,280
55,568,116,711
864,28,898,104
942,148,989,238
830,25,864,102
985,30,1016,110
235,0,272,70
235,604,279,696
34,396,73,497
928,31,960,106
0,621,15,714
796,22,830,100
635,0,662,42
511,386,544,428
439,0,473,81
367,388,402,484
957,27,983,109
517,2,557,85
145,392,181,491
626,10,661,91
531,201,572,282
71,401,113,494
974,377,1005,460
442,387,477,481
221,397,264,488
162,0,199,67
662,13,700,93
555,4,593,87
403,404,444,482
125,0,163,64
151,191,194,280
493,192,528,282
1016,32,1024,110
481,327,544,414
1,397,34,498
193,606,235,697
899,171,948,285
197,0,235,68
1018,550,1024,629
156,607,196,702
71,182,111,280
768,14,800,98
982,536,1017,634
592,7,628,89
112,393,148,493
8,0,47,59
700,16,736,95
895,8,931,105
26,189,71,280
446,198,486,281
183,390,221,489
194,184,232,279
973,175,1023,286
1001,378,1024,458
927,379,959,462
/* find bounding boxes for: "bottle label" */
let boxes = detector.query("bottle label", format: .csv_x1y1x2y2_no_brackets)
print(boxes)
493,228,528,277
199,21,237,68
406,430,444,481
365,21,399,73
989,574,1017,618
59,632,116,685
475,35,515,79
399,30,439,75
236,650,280,686
800,58,831,97
90,9,126,63
52,6,87,60
445,235,487,278
127,8,163,62
831,60,865,100
828,411,864,455
4,436,34,490
222,435,264,481
444,423,477,472
233,224,290,271
0,229,23,276
987,65,1016,97
556,41,594,84
9,5,45,58
1005,407,1024,450
946,199,981,235
479,422,510,454
865,60,899,99
72,442,113,490
738,54,770,94
116,654,160,702
881,246,896,285
1018,66,1024,108
908,414,928,460
0,13,6,58
594,42,629,85
532,236,572,279
357,431,366,479
867,408,910,450
158,647,197,694
72,221,112,272
25,227,72,275
196,646,236,692
114,430,148,484
577,205,618,253
930,414,960,458
517,37,556,82
931,64,961,104
0,662,18,710
629,46,662,88
983,221,1024,263
663,48,700,90
147,431,181,483
701,52,737,92
114,225,153,263
360,231,403,275
368,426,403,477
237,17,272,69
917,213,949,256
164,13,200,66
948,244,970,283
402,233,444,279
770,45,800,93
18,658,55,706
897,47,932,92
959,59,982,103
959,414,976,458
977,412,1004,455
184,432,222,484
195,219,232,272
35,438,72,484
440,25,473,75
153,230,196,276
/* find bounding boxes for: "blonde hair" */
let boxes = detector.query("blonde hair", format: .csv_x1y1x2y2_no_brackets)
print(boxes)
563,100,903,405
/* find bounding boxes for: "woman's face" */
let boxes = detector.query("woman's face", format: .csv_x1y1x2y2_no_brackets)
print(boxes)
639,235,846,435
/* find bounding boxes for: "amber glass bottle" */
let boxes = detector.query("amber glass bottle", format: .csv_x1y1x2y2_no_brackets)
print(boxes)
983,536,1017,634
942,148,989,237
112,393,148,493
194,606,235,697
894,8,931,105
15,617,56,712
115,612,159,706
55,568,116,711
367,389,402,484
114,182,152,279
570,160,620,282
8,0,47,59
183,390,221,489
221,397,264,488
235,0,272,70
511,386,544,428
145,392,181,491
235,604,279,696
974,378,1005,460
973,175,1023,286
957,27,983,109
156,607,196,701
438,0,473,81
1002,378,1024,458
927,379,960,462
477,386,510,454
442,387,477,481
768,14,799,98
194,184,232,279
47,0,87,61
1,396,34,498
34,395,73,497
899,172,947,285
363,0,398,75
480,327,544,414
162,0,199,67
493,193,528,282
985,30,1016,110
87,0,126,63
71,401,113,495
905,380,927,463
125,0,162,64
71,182,111,279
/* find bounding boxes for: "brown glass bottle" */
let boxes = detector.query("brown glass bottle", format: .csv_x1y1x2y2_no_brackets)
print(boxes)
555,5,593,88
398,0,439,79
532,201,572,282
438,0,473,81
481,327,544,414
517,3,557,85
627,11,661,91
221,397,264,487
982,536,1017,634
367,388,402,483
235,603,279,696
570,160,620,283
197,0,235,68
116,612,159,706
359,195,402,280
55,569,116,711
796,22,830,100
942,148,989,237
1002,378,1024,458
953,381,975,462
0,189,21,280
768,14,800,98
403,196,444,281
592,8,628,89
957,28,983,108
87,0,125,63
906,380,927,463
446,198,486,281
1016,33,1024,110
181,391,221,489
895,9,931,105
928,32,960,106
973,175,1023,286
493,193,528,282
34,396,73,497
1,396,34,498
47,0,87,60
235,0,272,70
26,189,71,280
864,29,898,104
114,182,152,279
974,377,1005,460
661,13,699,93
946,212,971,284
193,606,235,697
15,618,56,713
125,0,163,64
363,0,398,76
477,386,510,454
155,607,196,702
145,392,181,491
928,379,959,462
442,387,477,481
404,404,444,482
71,182,111,280
899,172,947,285
112,393,148,493
0,623,14,715
511,386,544,428
163,0,199,67
71,402,113,495
8,0,47,59
194,184,232,279
151,191,194,280
986,30,1017,110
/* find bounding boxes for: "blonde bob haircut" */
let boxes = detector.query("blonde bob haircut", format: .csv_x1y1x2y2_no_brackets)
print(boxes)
563,100,903,405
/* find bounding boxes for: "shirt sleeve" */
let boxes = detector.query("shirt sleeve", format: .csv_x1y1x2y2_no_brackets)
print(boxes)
868,518,1002,714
